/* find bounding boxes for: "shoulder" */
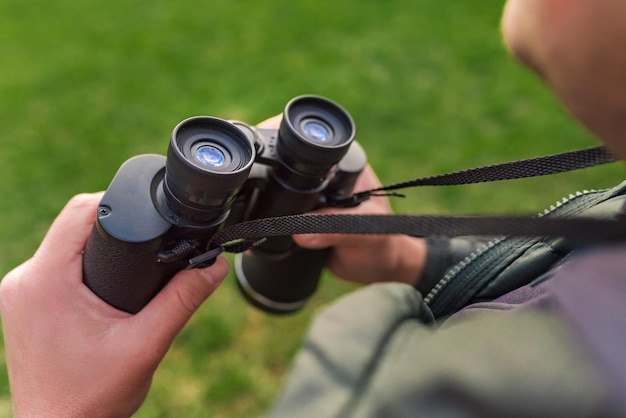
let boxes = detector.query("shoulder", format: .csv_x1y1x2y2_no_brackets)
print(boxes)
270,280,612,418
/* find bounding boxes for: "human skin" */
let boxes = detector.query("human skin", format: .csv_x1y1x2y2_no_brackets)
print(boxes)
502,0,626,160
0,193,229,417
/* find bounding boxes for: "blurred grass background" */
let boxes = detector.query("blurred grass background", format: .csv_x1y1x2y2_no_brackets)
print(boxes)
0,0,624,417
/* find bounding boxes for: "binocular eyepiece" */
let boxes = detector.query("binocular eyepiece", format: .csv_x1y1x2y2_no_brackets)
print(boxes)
164,117,255,222
83,95,366,314
277,95,356,175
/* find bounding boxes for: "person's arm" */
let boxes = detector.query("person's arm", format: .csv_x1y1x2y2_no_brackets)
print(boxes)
0,193,229,417
268,281,609,418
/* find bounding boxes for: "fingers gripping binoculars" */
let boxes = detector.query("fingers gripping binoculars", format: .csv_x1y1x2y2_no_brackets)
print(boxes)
82,95,367,314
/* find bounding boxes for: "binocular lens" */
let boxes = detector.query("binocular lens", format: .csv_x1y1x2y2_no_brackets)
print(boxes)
301,119,332,142
165,117,255,221
195,145,226,168
278,95,355,175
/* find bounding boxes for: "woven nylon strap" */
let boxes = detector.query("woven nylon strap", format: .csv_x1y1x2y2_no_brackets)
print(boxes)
331,146,616,206
202,146,622,256
210,214,626,250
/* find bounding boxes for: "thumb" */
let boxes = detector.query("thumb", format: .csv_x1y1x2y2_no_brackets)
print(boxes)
136,257,229,343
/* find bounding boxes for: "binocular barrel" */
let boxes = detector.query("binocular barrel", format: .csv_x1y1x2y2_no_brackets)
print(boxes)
234,96,360,313
83,117,256,313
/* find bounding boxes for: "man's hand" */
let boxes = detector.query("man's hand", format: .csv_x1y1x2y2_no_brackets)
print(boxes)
0,193,229,417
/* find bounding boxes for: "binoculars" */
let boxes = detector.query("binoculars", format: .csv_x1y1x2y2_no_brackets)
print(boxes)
82,95,367,314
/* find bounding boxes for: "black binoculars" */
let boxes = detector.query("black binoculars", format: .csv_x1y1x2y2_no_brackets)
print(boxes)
82,95,367,314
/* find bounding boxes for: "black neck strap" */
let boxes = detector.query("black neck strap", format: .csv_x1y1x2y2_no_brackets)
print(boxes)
329,146,616,207
188,146,623,267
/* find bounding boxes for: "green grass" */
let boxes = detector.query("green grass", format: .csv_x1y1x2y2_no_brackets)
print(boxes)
0,1,624,417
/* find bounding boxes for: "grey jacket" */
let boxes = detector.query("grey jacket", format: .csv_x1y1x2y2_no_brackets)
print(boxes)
268,183,626,417
270,246,625,417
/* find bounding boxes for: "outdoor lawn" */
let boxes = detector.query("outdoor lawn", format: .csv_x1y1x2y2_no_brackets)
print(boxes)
0,1,623,417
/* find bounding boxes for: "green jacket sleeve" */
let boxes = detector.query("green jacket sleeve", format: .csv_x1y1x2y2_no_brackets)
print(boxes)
268,283,609,418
